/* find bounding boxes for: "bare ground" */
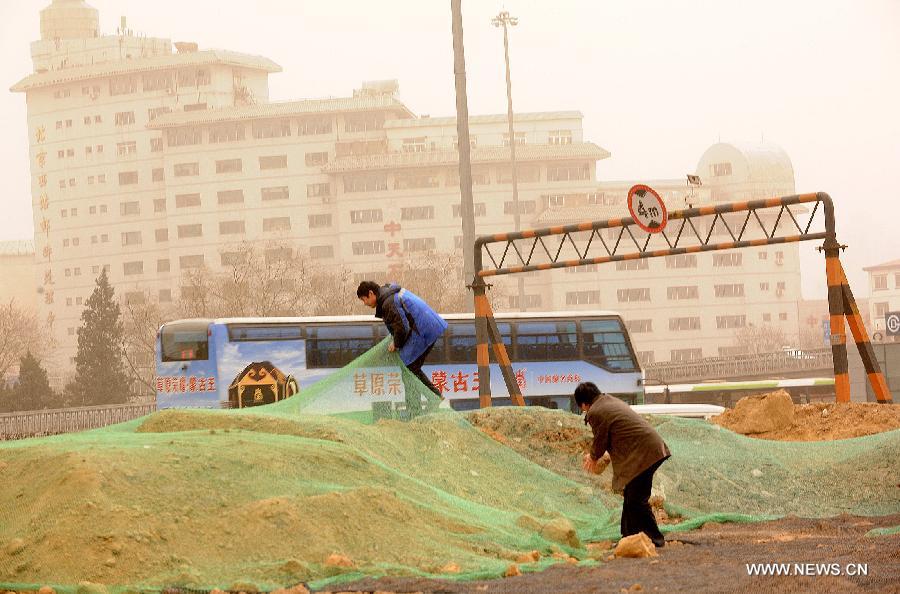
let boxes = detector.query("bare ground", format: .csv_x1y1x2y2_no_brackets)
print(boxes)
315,513,900,594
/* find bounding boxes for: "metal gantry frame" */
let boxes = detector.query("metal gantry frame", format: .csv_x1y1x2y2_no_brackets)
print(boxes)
471,192,892,406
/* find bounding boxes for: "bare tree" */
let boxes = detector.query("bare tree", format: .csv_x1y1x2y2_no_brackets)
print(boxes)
390,251,508,313
735,324,790,354
0,299,49,382
122,296,175,399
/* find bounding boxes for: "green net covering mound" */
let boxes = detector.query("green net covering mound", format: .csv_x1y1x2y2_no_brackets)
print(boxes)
1,342,898,592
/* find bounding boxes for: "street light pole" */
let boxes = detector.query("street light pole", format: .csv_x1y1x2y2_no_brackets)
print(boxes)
451,0,476,305
492,10,525,311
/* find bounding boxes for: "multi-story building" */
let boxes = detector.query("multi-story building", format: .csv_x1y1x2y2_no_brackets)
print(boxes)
864,259,900,342
13,0,806,381
0,240,37,312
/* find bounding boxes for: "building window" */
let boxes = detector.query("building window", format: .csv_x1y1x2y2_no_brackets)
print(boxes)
298,117,332,135
252,119,291,139
344,174,388,193
617,288,651,302
763,313,771,322
395,171,440,190
615,259,649,271
215,158,242,173
351,240,386,255
626,319,653,333
666,254,697,269
710,162,733,176
121,231,142,246
548,129,573,145
219,220,245,235
716,315,746,329
779,312,788,321
259,155,288,170
159,289,172,302
508,294,542,308
718,346,749,357
669,317,701,331
120,201,140,216
452,203,486,217
873,274,888,290
175,193,201,208
155,228,168,242
262,217,291,232
760,282,770,291
114,111,135,126
401,206,435,221
895,272,900,288
350,209,383,224
305,152,329,167
637,351,655,365
109,76,137,96
667,286,699,300
153,199,166,213
261,186,290,201
177,68,210,87
403,237,436,252
565,264,600,274
547,162,590,182
307,183,330,198
446,167,490,186
309,245,334,259
502,132,527,147
308,214,332,228
177,224,203,238
220,252,246,267
157,259,170,273
174,162,199,177
759,251,768,260
401,137,428,153
68,178,76,187
264,247,293,263
150,138,163,152
713,253,742,267
118,171,138,185
497,165,540,183
452,136,478,150
874,302,889,317
167,127,202,146
179,254,205,269
503,200,536,215
344,114,383,133
209,123,245,144
566,290,601,305
714,284,745,298
217,190,244,205
122,261,143,275
116,141,137,156
142,72,174,92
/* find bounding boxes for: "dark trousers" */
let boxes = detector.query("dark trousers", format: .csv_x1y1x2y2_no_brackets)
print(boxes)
621,457,667,547
402,342,441,415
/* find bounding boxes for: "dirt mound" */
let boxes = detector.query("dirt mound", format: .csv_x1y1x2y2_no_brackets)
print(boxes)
713,394,900,441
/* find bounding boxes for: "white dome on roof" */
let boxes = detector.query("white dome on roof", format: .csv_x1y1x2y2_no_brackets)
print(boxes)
696,142,794,185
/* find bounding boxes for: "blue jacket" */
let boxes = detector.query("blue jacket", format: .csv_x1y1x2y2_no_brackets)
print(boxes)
374,284,448,366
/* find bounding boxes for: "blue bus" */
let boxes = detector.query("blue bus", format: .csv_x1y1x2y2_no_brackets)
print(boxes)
155,310,644,412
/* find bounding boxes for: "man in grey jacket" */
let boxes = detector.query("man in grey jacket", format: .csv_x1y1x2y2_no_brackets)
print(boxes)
575,381,671,547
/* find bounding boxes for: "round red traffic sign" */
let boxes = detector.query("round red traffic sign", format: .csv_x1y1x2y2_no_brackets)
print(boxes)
627,184,668,233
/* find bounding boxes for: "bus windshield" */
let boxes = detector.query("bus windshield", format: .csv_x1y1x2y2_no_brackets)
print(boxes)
160,321,210,362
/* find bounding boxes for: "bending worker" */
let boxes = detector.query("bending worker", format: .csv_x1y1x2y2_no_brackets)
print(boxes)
575,381,671,547
357,281,448,405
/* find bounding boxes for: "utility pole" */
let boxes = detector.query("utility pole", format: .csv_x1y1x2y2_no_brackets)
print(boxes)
451,0,476,305
492,10,525,311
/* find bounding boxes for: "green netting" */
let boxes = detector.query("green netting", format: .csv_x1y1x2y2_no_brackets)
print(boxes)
1,341,898,593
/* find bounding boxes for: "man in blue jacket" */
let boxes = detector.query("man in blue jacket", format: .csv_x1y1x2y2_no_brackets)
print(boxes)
357,281,448,400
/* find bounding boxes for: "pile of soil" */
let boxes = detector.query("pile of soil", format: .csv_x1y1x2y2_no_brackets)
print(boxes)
713,392,900,441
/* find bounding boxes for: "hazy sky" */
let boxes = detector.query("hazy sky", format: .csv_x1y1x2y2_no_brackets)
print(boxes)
1,0,898,299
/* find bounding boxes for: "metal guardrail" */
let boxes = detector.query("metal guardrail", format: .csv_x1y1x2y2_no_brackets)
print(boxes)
645,348,834,384
0,402,156,441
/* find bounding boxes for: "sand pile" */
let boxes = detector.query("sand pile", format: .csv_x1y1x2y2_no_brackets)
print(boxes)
713,391,900,441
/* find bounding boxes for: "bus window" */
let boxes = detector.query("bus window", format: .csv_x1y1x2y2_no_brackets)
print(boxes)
580,319,638,371
446,322,512,363
160,321,210,362
515,321,577,361
227,324,303,342
447,322,475,363
306,324,376,368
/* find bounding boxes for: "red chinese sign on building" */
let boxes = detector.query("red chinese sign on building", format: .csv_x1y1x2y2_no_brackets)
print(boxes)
156,376,218,393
